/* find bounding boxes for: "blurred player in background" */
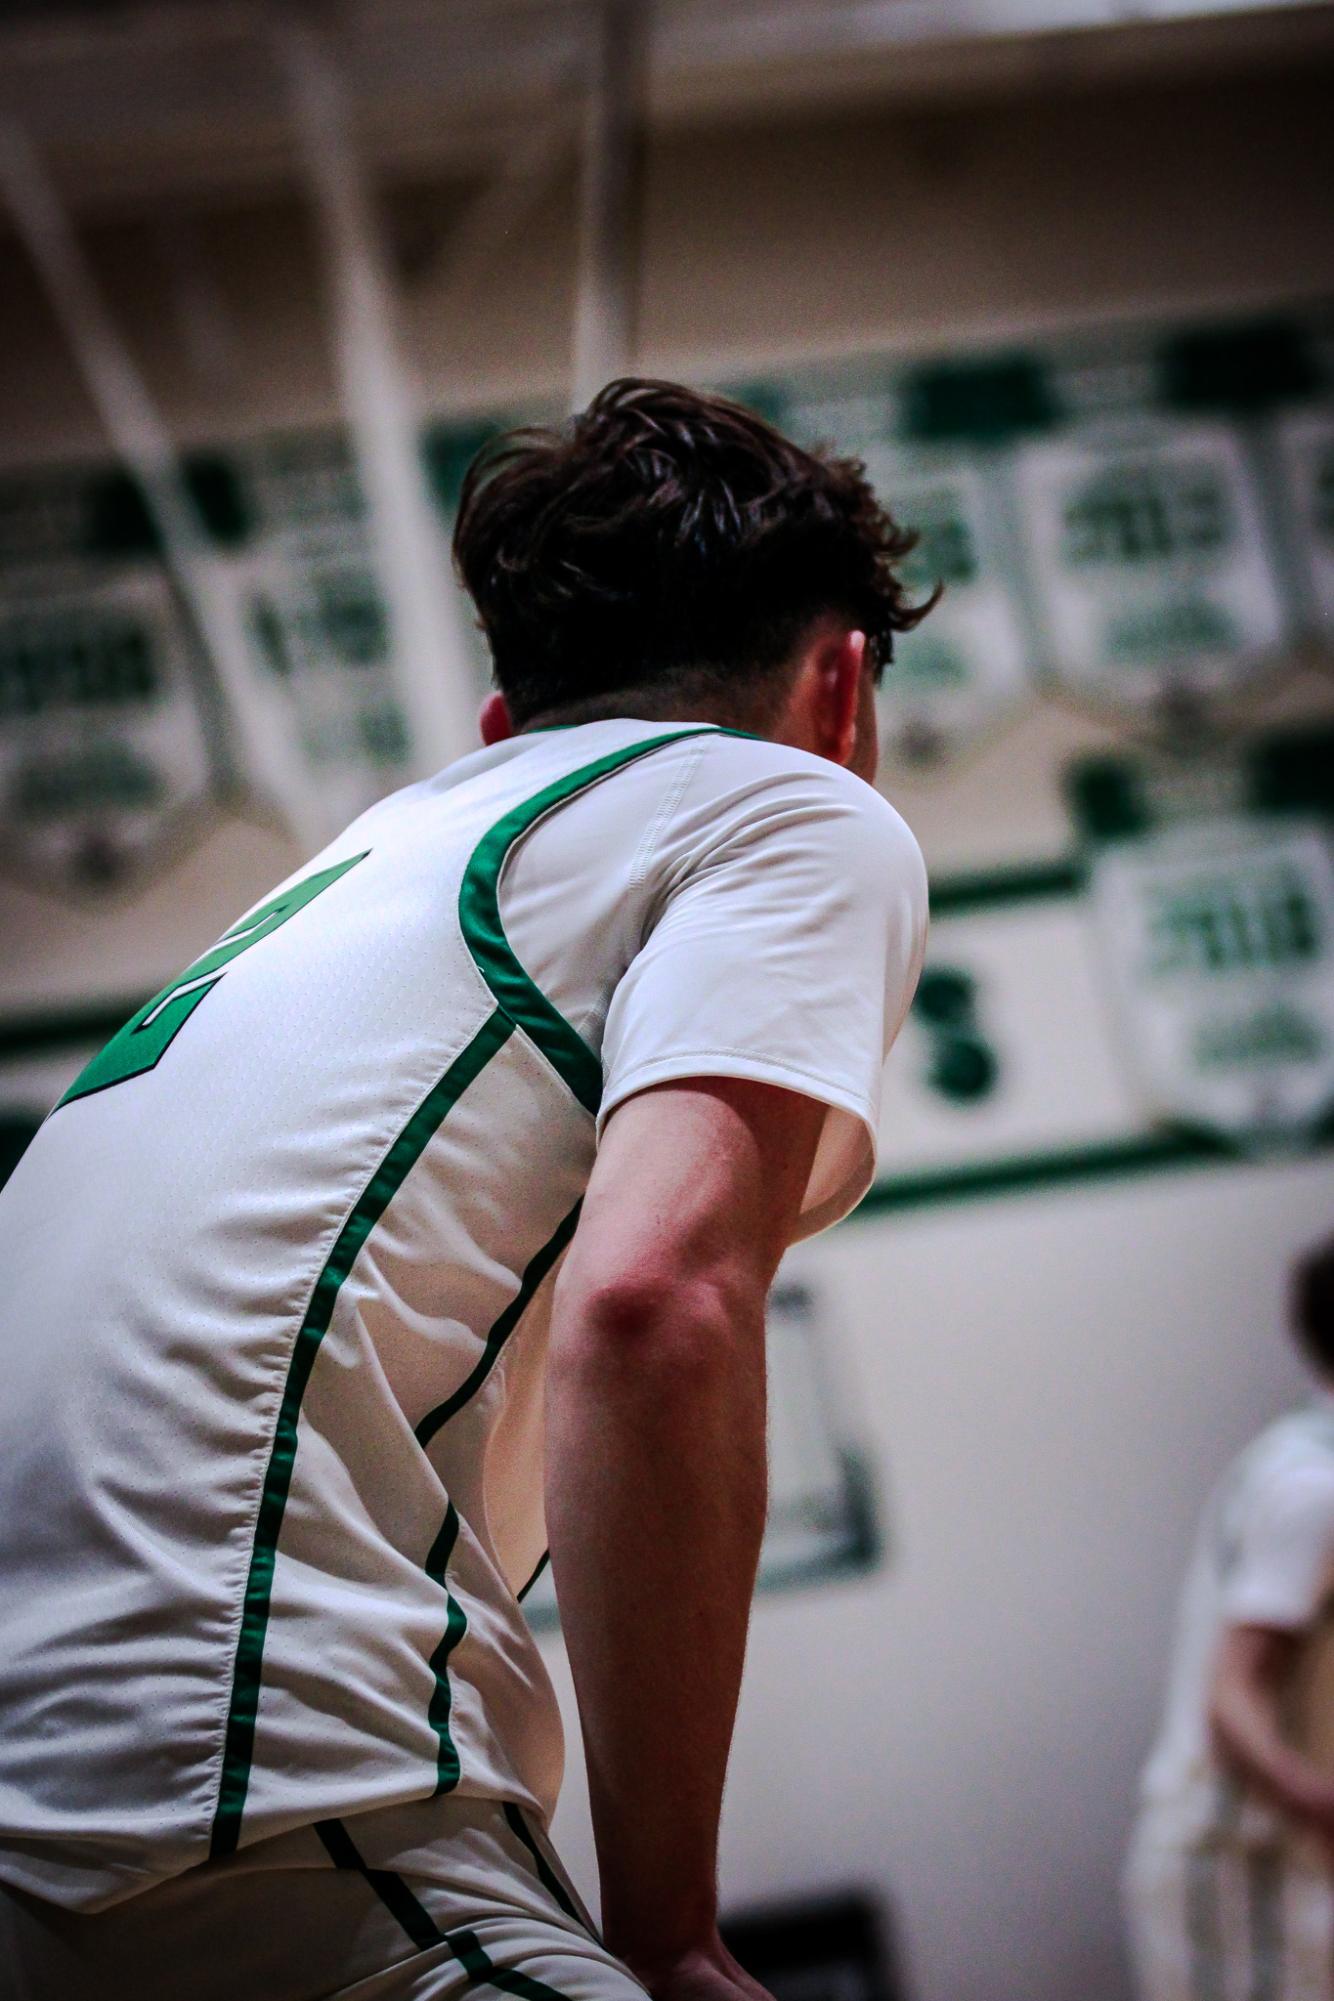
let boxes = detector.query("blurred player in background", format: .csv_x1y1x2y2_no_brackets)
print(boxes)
0,382,931,2001
1126,1236,1334,2001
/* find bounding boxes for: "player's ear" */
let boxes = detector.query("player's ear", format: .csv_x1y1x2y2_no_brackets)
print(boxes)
812,629,867,768
479,691,514,745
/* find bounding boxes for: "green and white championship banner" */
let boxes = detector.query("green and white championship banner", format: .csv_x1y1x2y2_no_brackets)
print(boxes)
1081,755,1334,1147
870,722,1334,1203
732,306,1334,747
862,450,1034,762
779,386,1036,762
0,466,216,891
1276,408,1334,645
205,434,417,831
1013,419,1291,716
3,304,1334,890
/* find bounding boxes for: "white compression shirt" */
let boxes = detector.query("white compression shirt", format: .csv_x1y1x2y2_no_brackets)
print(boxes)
0,720,927,1911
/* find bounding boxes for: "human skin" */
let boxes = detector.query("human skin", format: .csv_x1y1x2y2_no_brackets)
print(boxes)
507,623,882,2000
1211,1623,1334,1862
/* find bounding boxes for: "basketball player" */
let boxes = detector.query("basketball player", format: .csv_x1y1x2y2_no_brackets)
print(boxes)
0,381,931,2000
1125,1236,1334,2001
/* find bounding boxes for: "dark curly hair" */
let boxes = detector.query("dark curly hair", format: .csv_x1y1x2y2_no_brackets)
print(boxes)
453,378,934,726
1293,1236,1334,1378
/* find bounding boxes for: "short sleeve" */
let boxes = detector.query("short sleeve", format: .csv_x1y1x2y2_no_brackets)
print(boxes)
597,748,928,1238
1222,1465,1334,1632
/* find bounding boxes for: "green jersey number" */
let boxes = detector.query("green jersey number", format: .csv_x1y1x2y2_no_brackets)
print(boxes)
60,850,369,1108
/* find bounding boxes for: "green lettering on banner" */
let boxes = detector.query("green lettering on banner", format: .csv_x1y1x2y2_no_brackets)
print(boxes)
1062,460,1231,569
1147,863,1320,979
58,850,368,1108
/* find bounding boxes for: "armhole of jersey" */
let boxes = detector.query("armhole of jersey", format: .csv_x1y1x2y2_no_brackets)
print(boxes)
795,1104,878,1238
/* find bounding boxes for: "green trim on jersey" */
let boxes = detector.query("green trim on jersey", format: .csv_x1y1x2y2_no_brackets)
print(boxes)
315,1816,442,1952
457,729,717,1114
209,1006,514,1858
211,728,716,1863
415,1202,582,1449
502,1801,585,1928
315,1817,572,1997
447,1931,572,2001
517,1550,550,1603
424,1502,468,1793
60,851,370,1107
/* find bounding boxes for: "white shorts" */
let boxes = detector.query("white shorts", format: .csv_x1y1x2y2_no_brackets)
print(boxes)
0,1796,648,2001
1124,1806,1334,2001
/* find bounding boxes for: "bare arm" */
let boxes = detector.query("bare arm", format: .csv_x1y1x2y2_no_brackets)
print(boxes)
1209,1624,1334,1850
545,1076,825,1999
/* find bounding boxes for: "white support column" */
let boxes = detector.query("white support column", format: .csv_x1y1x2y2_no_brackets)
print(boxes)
278,20,478,782
571,0,652,413
0,118,332,854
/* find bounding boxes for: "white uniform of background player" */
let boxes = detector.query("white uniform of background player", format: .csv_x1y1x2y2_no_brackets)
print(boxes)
1126,1391,1334,2001
0,719,926,2000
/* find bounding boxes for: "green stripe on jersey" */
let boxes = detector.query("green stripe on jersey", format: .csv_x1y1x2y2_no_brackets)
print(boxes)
415,1203,581,1449
315,1818,572,1997
517,1551,550,1603
209,1006,513,1858
502,1801,585,1927
315,1817,442,1953
211,729,715,1861
449,1931,572,2001
457,729,716,1113
424,1503,469,1793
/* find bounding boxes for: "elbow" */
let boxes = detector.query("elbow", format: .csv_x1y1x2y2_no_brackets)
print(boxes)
550,1261,755,1389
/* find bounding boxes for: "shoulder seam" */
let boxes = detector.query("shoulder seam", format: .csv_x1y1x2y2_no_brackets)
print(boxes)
459,730,720,1114
627,733,710,893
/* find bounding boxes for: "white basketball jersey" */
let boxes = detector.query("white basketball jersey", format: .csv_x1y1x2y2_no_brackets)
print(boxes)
1139,1397,1334,1838
0,720,927,1912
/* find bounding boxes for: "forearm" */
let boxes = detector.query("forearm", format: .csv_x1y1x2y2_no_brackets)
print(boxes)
545,1267,768,1975
1210,1636,1333,1825
1211,1686,1319,1813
